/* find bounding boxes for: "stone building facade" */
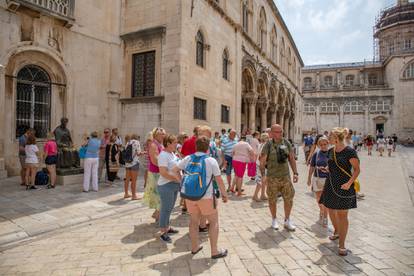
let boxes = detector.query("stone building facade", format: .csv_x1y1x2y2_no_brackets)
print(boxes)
301,0,414,139
0,0,303,177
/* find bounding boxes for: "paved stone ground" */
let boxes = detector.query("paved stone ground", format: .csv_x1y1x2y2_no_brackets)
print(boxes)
0,147,414,275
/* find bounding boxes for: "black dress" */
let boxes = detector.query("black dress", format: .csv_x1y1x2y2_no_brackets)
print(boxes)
319,146,358,210
105,144,119,182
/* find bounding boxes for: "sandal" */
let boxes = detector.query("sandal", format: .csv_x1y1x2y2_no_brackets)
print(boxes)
124,194,131,199
329,234,339,241
211,248,228,259
338,248,348,256
191,246,203,255
252,197,261,202
131,196,141,200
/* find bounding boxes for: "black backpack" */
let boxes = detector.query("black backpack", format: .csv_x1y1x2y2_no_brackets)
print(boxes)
122,143,134,163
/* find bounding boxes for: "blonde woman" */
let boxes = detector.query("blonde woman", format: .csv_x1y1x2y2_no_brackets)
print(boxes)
252,133,269,201
307,136,329,226
144,127,166,222
319,127,360,256
141,132,152,188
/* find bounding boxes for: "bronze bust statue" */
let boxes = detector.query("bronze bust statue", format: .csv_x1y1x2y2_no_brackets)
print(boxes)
54,117,80,169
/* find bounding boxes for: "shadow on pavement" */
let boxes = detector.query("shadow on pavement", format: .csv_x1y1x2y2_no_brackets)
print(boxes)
121,223,157,244
250,227,289,249
150,252,214,275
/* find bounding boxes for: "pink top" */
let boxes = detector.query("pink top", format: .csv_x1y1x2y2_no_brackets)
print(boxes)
148,140,164,173
232,141,254,163
44,140,57,156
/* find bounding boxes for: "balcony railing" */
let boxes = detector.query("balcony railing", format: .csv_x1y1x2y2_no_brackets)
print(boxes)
7,0,75,24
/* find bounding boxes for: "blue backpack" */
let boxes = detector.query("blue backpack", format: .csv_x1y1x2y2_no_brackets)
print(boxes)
180,154,213,201
35,170,49,186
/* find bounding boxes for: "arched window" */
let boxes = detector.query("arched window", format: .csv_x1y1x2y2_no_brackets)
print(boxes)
258,7,267,52
344,101,363,112
345,75,355,86
368,73,378,86
280,37,285,71
271,26,277,63
288,47,292,77
222,49,230,80
304,103,315,113
403,62,414,79
16,65,51,138
370,101,391,112
303,77,312,89
324,76,333,87
293,58,297,81
196,30,205,67
320,102,339,113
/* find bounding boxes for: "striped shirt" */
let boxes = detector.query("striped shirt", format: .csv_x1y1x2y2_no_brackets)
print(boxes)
221,137,237,157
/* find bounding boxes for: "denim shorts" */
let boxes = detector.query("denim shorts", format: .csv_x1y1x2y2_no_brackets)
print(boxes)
126,163,139,171
45,155,57,165
224,155,233,176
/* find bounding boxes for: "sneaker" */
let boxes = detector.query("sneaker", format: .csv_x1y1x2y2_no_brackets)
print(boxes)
271,218,279,230
167,227,179,234
284,219,296,231
160,233,172,243
29,185,37,190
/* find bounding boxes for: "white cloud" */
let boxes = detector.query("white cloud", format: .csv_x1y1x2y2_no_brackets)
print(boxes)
307,0,350,32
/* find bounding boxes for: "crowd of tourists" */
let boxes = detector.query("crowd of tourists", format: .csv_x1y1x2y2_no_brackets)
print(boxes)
23,122,408,258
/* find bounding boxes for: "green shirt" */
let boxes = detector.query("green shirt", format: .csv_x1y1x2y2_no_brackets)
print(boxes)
262,138,292,178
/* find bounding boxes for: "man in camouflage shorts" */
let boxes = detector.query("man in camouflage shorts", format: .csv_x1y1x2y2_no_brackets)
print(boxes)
260,124,299,231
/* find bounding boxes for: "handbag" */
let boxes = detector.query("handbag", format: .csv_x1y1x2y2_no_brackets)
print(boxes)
79,146,87,159
333,149,360,193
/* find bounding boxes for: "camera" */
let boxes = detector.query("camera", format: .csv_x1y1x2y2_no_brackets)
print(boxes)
276,144,289,163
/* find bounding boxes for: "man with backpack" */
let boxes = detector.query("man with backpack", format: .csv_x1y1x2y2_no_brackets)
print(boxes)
260,124,299,231
172,136,229,259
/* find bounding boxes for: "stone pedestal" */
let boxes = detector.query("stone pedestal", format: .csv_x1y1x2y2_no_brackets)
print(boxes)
0,158,7,180
56,168,84,186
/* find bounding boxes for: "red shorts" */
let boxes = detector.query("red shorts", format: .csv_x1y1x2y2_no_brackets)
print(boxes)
232,160,247,178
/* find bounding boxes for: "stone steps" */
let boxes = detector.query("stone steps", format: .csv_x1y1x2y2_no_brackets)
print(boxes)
0,158,7,179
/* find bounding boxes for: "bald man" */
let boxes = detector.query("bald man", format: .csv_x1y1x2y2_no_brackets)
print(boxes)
260,124,299,231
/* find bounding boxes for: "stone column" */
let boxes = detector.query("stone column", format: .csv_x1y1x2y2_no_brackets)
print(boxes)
259,101,269,131
278,105,285,127
269,103,277,125
246,95,258,132
316,104,321,133
243,99,249,130
339,104,344,127
284,111,290,137
337,70,343,90
0,64,7,179
359,70,364,87
364,103,369,135
316,72,321,91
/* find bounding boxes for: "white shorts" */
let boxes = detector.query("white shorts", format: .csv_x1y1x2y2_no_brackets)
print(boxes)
311,177,326,192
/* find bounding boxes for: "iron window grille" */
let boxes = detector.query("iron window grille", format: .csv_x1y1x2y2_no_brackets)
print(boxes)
132,51,155,97
194,97,207,120
15,65,51,138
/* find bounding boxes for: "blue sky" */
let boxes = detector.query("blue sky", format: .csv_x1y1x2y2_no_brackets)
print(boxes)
275,0,400,65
